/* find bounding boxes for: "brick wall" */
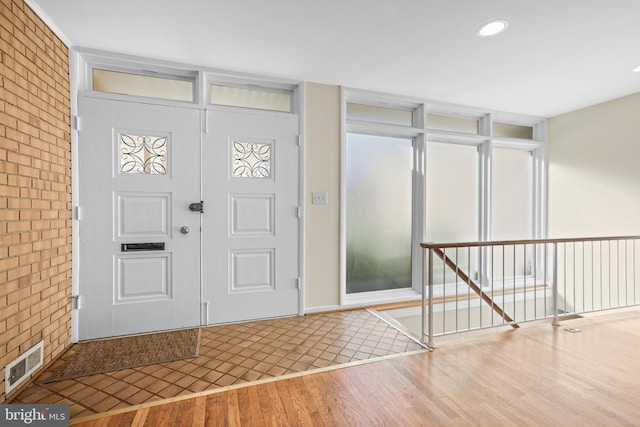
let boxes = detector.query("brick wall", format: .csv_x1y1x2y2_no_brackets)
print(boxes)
0,0,71,401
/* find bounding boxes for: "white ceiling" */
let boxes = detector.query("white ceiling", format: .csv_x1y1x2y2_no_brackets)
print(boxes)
31,0,640,117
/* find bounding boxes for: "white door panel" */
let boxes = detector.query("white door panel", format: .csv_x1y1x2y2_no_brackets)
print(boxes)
77,97,201,340
78,99,300,338
203,109,299,323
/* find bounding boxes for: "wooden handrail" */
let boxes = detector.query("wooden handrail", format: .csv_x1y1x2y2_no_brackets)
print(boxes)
421,235,640,250
432,247,519,328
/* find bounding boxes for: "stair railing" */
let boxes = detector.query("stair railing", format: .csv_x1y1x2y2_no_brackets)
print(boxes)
421,236,640,348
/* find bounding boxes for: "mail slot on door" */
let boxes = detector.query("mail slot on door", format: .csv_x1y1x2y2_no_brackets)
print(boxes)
121,242,165,252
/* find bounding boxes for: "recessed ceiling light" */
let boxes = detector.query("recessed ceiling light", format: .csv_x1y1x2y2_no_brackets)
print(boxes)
633,65,640,73
477,20,509,37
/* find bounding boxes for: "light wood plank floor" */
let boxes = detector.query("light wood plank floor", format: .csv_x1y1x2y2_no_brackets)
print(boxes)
72,308,640,426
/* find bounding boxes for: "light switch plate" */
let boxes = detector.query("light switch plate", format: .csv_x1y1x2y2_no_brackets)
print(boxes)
312,192,328,205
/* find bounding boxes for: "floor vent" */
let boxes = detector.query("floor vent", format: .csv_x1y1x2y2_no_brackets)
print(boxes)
5,341,44,395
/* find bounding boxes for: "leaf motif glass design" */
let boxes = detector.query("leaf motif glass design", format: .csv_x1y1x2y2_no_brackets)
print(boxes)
233,141,271,178
119,134,167,175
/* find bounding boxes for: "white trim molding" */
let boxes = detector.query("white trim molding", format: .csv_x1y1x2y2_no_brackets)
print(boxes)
24,0,72,47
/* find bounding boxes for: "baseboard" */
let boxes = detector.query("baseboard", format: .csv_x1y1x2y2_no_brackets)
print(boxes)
303,305,342,314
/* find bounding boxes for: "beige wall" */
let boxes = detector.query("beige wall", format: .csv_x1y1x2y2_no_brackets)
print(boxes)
303,83,341,309
548,92,640,237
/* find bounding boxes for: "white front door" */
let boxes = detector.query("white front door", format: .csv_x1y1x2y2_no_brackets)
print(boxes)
77,97,201,340
202,108,300,323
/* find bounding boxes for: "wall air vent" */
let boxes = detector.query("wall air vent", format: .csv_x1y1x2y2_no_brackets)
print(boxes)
4,341,44,395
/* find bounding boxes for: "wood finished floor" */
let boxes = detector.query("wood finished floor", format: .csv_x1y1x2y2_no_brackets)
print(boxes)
71,308,640,426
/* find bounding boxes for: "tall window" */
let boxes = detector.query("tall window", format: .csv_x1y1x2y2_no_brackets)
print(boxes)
491,147,534,278
346,134,413,294
342,90,545,304
426,142,479,284
426,142,479,242
491,148,533,240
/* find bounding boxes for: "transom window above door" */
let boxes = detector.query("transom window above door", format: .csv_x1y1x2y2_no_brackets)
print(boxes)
210,84,292,113
93,69,195,102
75,48,299,111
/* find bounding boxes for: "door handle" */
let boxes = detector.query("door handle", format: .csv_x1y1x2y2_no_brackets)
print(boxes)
180,226,190,234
